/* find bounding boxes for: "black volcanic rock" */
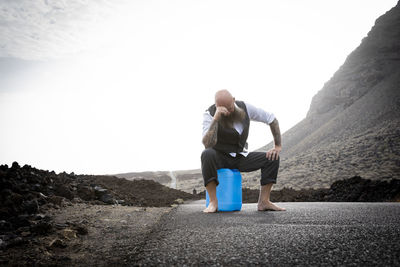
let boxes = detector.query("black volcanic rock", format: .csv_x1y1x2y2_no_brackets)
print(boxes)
11,161,20,169
238,176,400,203
30,220,53,235
21,199,39,214
54,184,74,200
77,184,95,200
324,176,400,202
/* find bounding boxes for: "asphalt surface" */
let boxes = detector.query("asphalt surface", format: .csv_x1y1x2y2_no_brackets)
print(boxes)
135,201,400,266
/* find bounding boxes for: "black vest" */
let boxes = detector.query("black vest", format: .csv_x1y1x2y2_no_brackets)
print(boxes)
207,100,250,154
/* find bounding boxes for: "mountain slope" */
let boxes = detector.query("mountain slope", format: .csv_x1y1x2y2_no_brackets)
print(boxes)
252,2,400,189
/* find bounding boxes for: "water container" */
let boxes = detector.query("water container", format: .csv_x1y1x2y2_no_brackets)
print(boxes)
206,169,242,211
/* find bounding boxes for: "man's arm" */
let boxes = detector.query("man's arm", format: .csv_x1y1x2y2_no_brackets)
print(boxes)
202,118,219,148
267,118,282,160
269,119,281,147
244,102,281,160
202,106,228,148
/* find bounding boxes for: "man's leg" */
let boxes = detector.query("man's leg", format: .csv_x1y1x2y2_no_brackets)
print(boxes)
201,148,220,213
203,181,218,213
237,152,285,211
258,183,286,211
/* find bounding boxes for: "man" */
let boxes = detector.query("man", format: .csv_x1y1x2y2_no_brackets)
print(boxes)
201,89,286,213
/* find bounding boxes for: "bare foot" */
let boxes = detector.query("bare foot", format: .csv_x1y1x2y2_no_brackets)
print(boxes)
258,200,286,211
203,202,218,213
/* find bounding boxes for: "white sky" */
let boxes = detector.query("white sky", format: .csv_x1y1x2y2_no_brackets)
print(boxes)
0,0,397,174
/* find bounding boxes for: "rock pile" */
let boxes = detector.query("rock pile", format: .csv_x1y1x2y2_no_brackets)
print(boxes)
82,175,200,207
322,176,400,202
0,162,199,252
0,162,88,253
238,176,400,203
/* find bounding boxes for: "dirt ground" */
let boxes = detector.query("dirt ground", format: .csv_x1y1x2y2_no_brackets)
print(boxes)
2,203,173,266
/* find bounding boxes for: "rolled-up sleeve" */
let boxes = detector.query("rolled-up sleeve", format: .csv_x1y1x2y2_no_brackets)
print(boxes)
245,102,275,125
202,110,213,137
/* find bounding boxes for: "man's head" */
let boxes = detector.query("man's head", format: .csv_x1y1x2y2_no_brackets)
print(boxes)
214,89,245,127
215,89,235,115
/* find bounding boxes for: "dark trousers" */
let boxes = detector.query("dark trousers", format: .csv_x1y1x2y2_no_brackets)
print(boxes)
201,148,279,187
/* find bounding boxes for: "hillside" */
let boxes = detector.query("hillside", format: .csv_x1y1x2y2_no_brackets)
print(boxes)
251,1,400,189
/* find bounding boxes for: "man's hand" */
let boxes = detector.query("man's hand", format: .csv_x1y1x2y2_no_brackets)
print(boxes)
266,146,281,161
267,119,282,160
214,106,229,121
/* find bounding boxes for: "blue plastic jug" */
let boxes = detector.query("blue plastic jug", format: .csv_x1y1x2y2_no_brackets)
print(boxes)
206,168,242,211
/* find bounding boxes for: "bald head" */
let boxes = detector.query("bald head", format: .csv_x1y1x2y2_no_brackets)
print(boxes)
215,89,235,113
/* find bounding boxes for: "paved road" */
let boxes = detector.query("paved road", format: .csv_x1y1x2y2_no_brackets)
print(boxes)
135,201,400,266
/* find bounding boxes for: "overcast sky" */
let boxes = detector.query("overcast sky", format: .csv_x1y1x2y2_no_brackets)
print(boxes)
0,0,397,174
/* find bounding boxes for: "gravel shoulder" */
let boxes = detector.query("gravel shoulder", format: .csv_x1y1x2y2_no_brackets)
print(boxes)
2,203,174,266
52,203,174,266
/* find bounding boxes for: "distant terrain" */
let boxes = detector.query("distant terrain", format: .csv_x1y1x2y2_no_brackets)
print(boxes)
113,171,172,187
113,169,204,194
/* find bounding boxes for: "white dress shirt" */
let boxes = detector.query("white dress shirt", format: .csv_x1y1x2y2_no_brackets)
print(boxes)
202,102,275,157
